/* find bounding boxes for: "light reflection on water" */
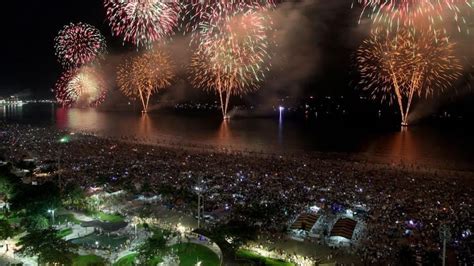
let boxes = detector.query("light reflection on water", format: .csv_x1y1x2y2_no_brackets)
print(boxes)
1,103,473,170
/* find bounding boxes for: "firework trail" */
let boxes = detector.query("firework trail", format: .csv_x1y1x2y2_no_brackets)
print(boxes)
189,1,272,119
117,49,175,112
55,67,108,107
353,0,472,35
356,29,462,125
54,22,107,68
104,0,180,48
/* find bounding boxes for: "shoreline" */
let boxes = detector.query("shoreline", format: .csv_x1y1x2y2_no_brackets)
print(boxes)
2,122,474,179
74,128,474,179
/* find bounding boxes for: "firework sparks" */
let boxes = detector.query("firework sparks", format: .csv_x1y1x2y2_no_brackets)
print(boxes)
104,0,180,47
180,0,276,35
357,29,462,125
54,23,107,68
117,49,175,112
189,1,272,119
353,0,472,35
55,67,108,107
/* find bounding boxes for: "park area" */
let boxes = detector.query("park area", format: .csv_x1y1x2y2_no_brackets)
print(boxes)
113,243,220,266
72,255,106,266
236,249,294,266
71,232,129,249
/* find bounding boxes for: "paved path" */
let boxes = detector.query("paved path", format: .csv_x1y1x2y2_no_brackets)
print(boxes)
113,250,137,264
63,224,94,241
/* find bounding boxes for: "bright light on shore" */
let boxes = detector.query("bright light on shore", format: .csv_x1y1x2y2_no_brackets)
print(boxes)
176,223,188,235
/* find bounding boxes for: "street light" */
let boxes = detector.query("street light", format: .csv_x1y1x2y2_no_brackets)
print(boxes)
196,186,203,229
48,209,56,225
439,224,451,266
57,136,69,190
194,177,206,229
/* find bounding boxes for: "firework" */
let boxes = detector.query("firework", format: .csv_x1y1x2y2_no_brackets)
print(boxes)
189,1,272,119
55,70,77,107
104,0,180,47
356,29,462,125
354,0,472,35
117,49,175,112
180,0,276,35
55,67,108,107
54,23,107,68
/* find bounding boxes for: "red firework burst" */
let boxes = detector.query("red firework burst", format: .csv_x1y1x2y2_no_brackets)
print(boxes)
54,22,107,68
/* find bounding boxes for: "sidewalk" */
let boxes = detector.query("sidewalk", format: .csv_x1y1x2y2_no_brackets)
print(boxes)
63,224,94,241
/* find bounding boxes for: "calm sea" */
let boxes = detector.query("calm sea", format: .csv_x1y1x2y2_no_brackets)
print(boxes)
2,103,474,171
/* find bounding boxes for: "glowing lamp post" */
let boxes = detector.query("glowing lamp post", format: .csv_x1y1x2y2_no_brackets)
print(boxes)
48,209,56,225
57,136,70,190
195,185,204,229
439,224,451,266
194,176,206,229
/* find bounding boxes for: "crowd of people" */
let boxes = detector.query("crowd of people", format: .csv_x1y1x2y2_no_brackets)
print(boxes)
1,122,472,264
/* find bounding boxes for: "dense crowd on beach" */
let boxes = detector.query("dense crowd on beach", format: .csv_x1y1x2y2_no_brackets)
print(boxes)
1,122,473,265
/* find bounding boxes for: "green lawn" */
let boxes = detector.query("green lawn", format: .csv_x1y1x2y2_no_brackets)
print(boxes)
114,253,163,266
113,253,138,266
57,227,73,238
148,256,164,265
96,212,124,223
72,255,106,266
56,213,81,225
171,243,220,266
237,249,294,266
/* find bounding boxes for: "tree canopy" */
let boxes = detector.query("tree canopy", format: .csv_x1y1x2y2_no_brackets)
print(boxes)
0,219,14,241
16,227,77,265
137,228,171,262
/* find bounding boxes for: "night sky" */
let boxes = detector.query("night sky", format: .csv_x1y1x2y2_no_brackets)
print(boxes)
0,1,359,98
0,1,108,97
0,0,472,114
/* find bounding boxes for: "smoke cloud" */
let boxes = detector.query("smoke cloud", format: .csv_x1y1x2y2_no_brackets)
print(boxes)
96,0,473,119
